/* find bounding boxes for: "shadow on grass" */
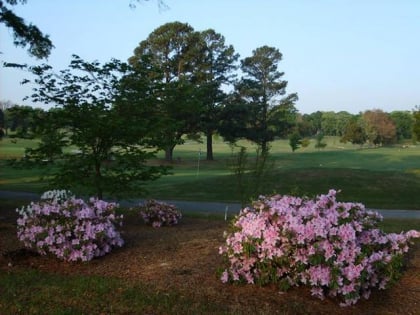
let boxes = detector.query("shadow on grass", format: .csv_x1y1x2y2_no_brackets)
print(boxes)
146,167,420,209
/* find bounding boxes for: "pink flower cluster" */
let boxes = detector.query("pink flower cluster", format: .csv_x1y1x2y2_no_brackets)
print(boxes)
137,200,182,228
17,194,124,262
219,189,419,306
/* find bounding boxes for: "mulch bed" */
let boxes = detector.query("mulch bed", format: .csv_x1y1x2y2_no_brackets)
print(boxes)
1,207,419,315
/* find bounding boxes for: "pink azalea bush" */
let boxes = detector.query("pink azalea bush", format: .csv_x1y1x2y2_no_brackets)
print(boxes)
219,189,420,306
138,199,182,228
17,191,124,262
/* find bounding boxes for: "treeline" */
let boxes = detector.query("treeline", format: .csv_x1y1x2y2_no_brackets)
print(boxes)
1,102,418,148
297,109,417,146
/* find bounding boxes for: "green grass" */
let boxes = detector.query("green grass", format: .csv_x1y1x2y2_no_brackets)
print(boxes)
1,136,420,209
378,218,420,233
0,270,229,315
0,137,39,159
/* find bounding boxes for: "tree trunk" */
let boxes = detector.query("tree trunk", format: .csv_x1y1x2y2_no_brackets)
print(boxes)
165,145,175,162
261,141,269,156
94,161,103,199
206,130,214,161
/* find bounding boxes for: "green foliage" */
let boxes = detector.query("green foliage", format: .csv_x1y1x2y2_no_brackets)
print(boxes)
224,45,298,153
389,110,414,140
413,108,420,142
314,132,327,149
301,138,310,148
289,131,302,152
299,111,322,137
3,105,44,139
129,22,204,161
0,0,53,58
362,109,397,145
341,117,366,145
193,28,239,160
13,55,169,199
321,111,352,136
129,23,239,161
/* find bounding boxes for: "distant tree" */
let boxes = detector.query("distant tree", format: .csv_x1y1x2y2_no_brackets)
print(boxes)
4,105,44,138
341,116,366,146
321,111,338,136
296,114,310,137
289,131,302,152
192,29,239,160
362,109,396,145
298,111,322,137
413,107,420,142
301,137,310,148
336,111,353,136
314,131,327,150
129,21,202,161
19,55,168,199
389,110,414,140
320,111,352,136
308,111,323,134
229,45,298,153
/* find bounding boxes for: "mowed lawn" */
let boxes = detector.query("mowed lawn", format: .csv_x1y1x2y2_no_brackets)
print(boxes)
1,136,420,209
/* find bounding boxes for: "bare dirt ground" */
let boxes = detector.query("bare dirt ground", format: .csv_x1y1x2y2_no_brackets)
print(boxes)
1,207,419,315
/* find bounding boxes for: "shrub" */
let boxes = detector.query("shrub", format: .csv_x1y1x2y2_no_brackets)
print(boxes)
219,189,419,306
138,199,182,228
40,189,75,203
16,193,124,262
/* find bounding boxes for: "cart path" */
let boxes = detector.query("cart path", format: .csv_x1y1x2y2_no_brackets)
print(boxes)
1,190,419,219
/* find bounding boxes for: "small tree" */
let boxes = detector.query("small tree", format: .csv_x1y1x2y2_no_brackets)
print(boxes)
18,55,169,199
389,111,413,141
341,117,366,146
234,46,298,154
314,132,327,150
289,131,302,152
362,109,396,146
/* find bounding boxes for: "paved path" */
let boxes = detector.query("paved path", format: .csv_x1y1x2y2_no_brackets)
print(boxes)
1,190,419,219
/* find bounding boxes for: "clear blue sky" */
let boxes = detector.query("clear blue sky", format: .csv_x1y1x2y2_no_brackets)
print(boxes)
1,0,419,114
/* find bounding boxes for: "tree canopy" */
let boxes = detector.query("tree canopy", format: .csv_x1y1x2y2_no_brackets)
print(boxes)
19,55,169,199
129,22,239,161
0,0,53,58
220,45,298,153
0,0,165,59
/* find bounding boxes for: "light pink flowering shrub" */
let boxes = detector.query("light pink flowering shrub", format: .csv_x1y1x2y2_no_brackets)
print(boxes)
17,195,124,262
138,199,182,228
219,189,420,306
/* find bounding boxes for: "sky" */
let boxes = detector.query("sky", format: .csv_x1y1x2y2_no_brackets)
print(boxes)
1,0,419,114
